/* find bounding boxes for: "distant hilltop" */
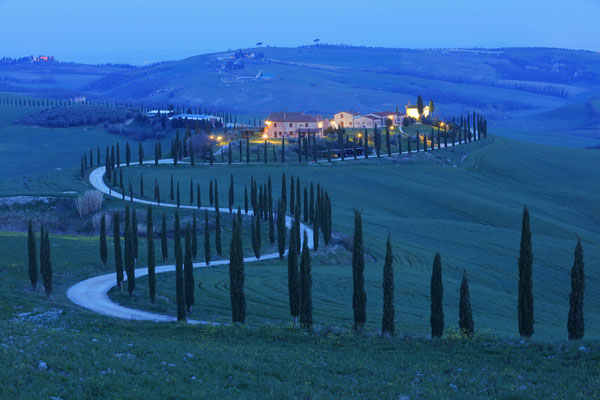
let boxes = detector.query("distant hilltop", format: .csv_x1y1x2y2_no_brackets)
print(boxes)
0,46,599,119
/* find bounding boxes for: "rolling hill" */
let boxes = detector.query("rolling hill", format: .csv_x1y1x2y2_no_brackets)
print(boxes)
2,46,600,119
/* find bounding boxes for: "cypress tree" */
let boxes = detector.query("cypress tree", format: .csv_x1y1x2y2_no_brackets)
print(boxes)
430,253,444,338
386,126,391,157
309,183,315,224
41,232,52,297
459,270,474,338
204,210,211,266
190,179,194,205
139,142,144,165
567,239,585,340
126,142,131,166
209,180,213,206
147,207,156,304
184,225,195,312
294,205,301,253
296,177,301,216
124,207,135,296
113,212,123,289
518,207,534,338
228,141,232,165
268,201,275,245
244,185,248,214
352,210,366,330
290,176,295,215
281,172,287,209
174,211,186,321
303,187,308,222
215,194,222,257
312,205,319,252
192,212,198,259
229,209,246,323
299,230,313,327
287,221,300,324
251,215,259,259
27,220,37,290
99,214,107,266
132,209,138,262
277,199,286,259
281,136,285,163
161,212,168,262
382,235,395,335
176,182,180,208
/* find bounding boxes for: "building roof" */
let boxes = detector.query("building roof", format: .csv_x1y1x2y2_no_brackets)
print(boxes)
267,112,318,122
406,105,429,109
336,110,360,116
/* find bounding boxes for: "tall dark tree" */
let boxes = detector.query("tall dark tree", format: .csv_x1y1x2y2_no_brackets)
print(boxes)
184,225,195,312
176,182,180,208
204,210,211,266
430,253,444,338
192,212,198,259
417,95,424,117
161,212,168,262
309,183,315,224
215,182,222,256
138,142,144,165
381,235,395,335
459,270,474,338
99,214,108,266
299,231,313,328
287,220,300,324
113,212,123,289
40,231,52,297
244,185,248,214
251,215,261,259
27,220,37,290
567,239,585,340
126,142,131,166
124,207,135,296
303,187,309,222
209,180,214,206
277,199,286,259
196,183,201,209
312,205,319,252
174,211,186,321
229,210,246,323
518,207,534,338
352,210,366,330
170,175,174,202
147,207,156,304
281,173,287,209
290,176,295,215
132,209,139,262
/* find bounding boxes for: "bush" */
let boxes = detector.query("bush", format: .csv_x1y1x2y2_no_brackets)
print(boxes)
402,117,416,127
75,191,103,217
17,104,135,127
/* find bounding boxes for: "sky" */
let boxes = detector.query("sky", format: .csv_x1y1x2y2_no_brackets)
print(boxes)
0,0,598,64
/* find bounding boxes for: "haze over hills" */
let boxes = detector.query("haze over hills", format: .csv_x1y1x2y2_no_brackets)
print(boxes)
2,46,600,130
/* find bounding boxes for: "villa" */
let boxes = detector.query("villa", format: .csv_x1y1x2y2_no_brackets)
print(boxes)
264,112,325,138
406,104,430,119
333,111,360,128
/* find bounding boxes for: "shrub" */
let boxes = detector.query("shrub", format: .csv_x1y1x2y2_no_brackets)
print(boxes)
75,190,103,217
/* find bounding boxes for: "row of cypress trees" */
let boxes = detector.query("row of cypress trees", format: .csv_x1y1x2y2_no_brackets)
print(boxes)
27,221,52,297
348,207,586,339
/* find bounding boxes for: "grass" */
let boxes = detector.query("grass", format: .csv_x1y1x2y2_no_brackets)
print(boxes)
0,231,598,399
106,134,600,340
1,101,600,397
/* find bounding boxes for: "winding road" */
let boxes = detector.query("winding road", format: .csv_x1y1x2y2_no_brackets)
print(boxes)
67,133,469,323
67,159,313,324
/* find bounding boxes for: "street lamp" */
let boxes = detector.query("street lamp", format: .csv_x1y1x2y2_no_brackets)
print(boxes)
262,133,268,139
217,136,222,141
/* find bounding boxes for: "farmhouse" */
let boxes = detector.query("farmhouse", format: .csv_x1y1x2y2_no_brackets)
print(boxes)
333,111,360,128
264,112,324,138
353,115,380,129
406,104,430,119
366,111,405,126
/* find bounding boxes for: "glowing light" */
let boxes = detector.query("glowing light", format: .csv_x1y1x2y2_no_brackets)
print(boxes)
357,133,362,138
262,134,268,139
388,115,394,120
265,120,271,126
440,122,445,127
318,122,323,128
217,136,222,141
210,135,215,140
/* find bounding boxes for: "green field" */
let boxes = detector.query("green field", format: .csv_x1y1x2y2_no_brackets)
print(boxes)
1,101,600,398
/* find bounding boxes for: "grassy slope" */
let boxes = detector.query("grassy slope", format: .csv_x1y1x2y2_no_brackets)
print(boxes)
0,232,599,399
111,135,600,340
0,101,161,196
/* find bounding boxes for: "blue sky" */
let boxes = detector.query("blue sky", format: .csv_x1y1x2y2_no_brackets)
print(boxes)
0,0,597,64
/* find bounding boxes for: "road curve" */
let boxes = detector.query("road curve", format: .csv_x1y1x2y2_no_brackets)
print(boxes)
67,159,313,323
68,134,470,323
